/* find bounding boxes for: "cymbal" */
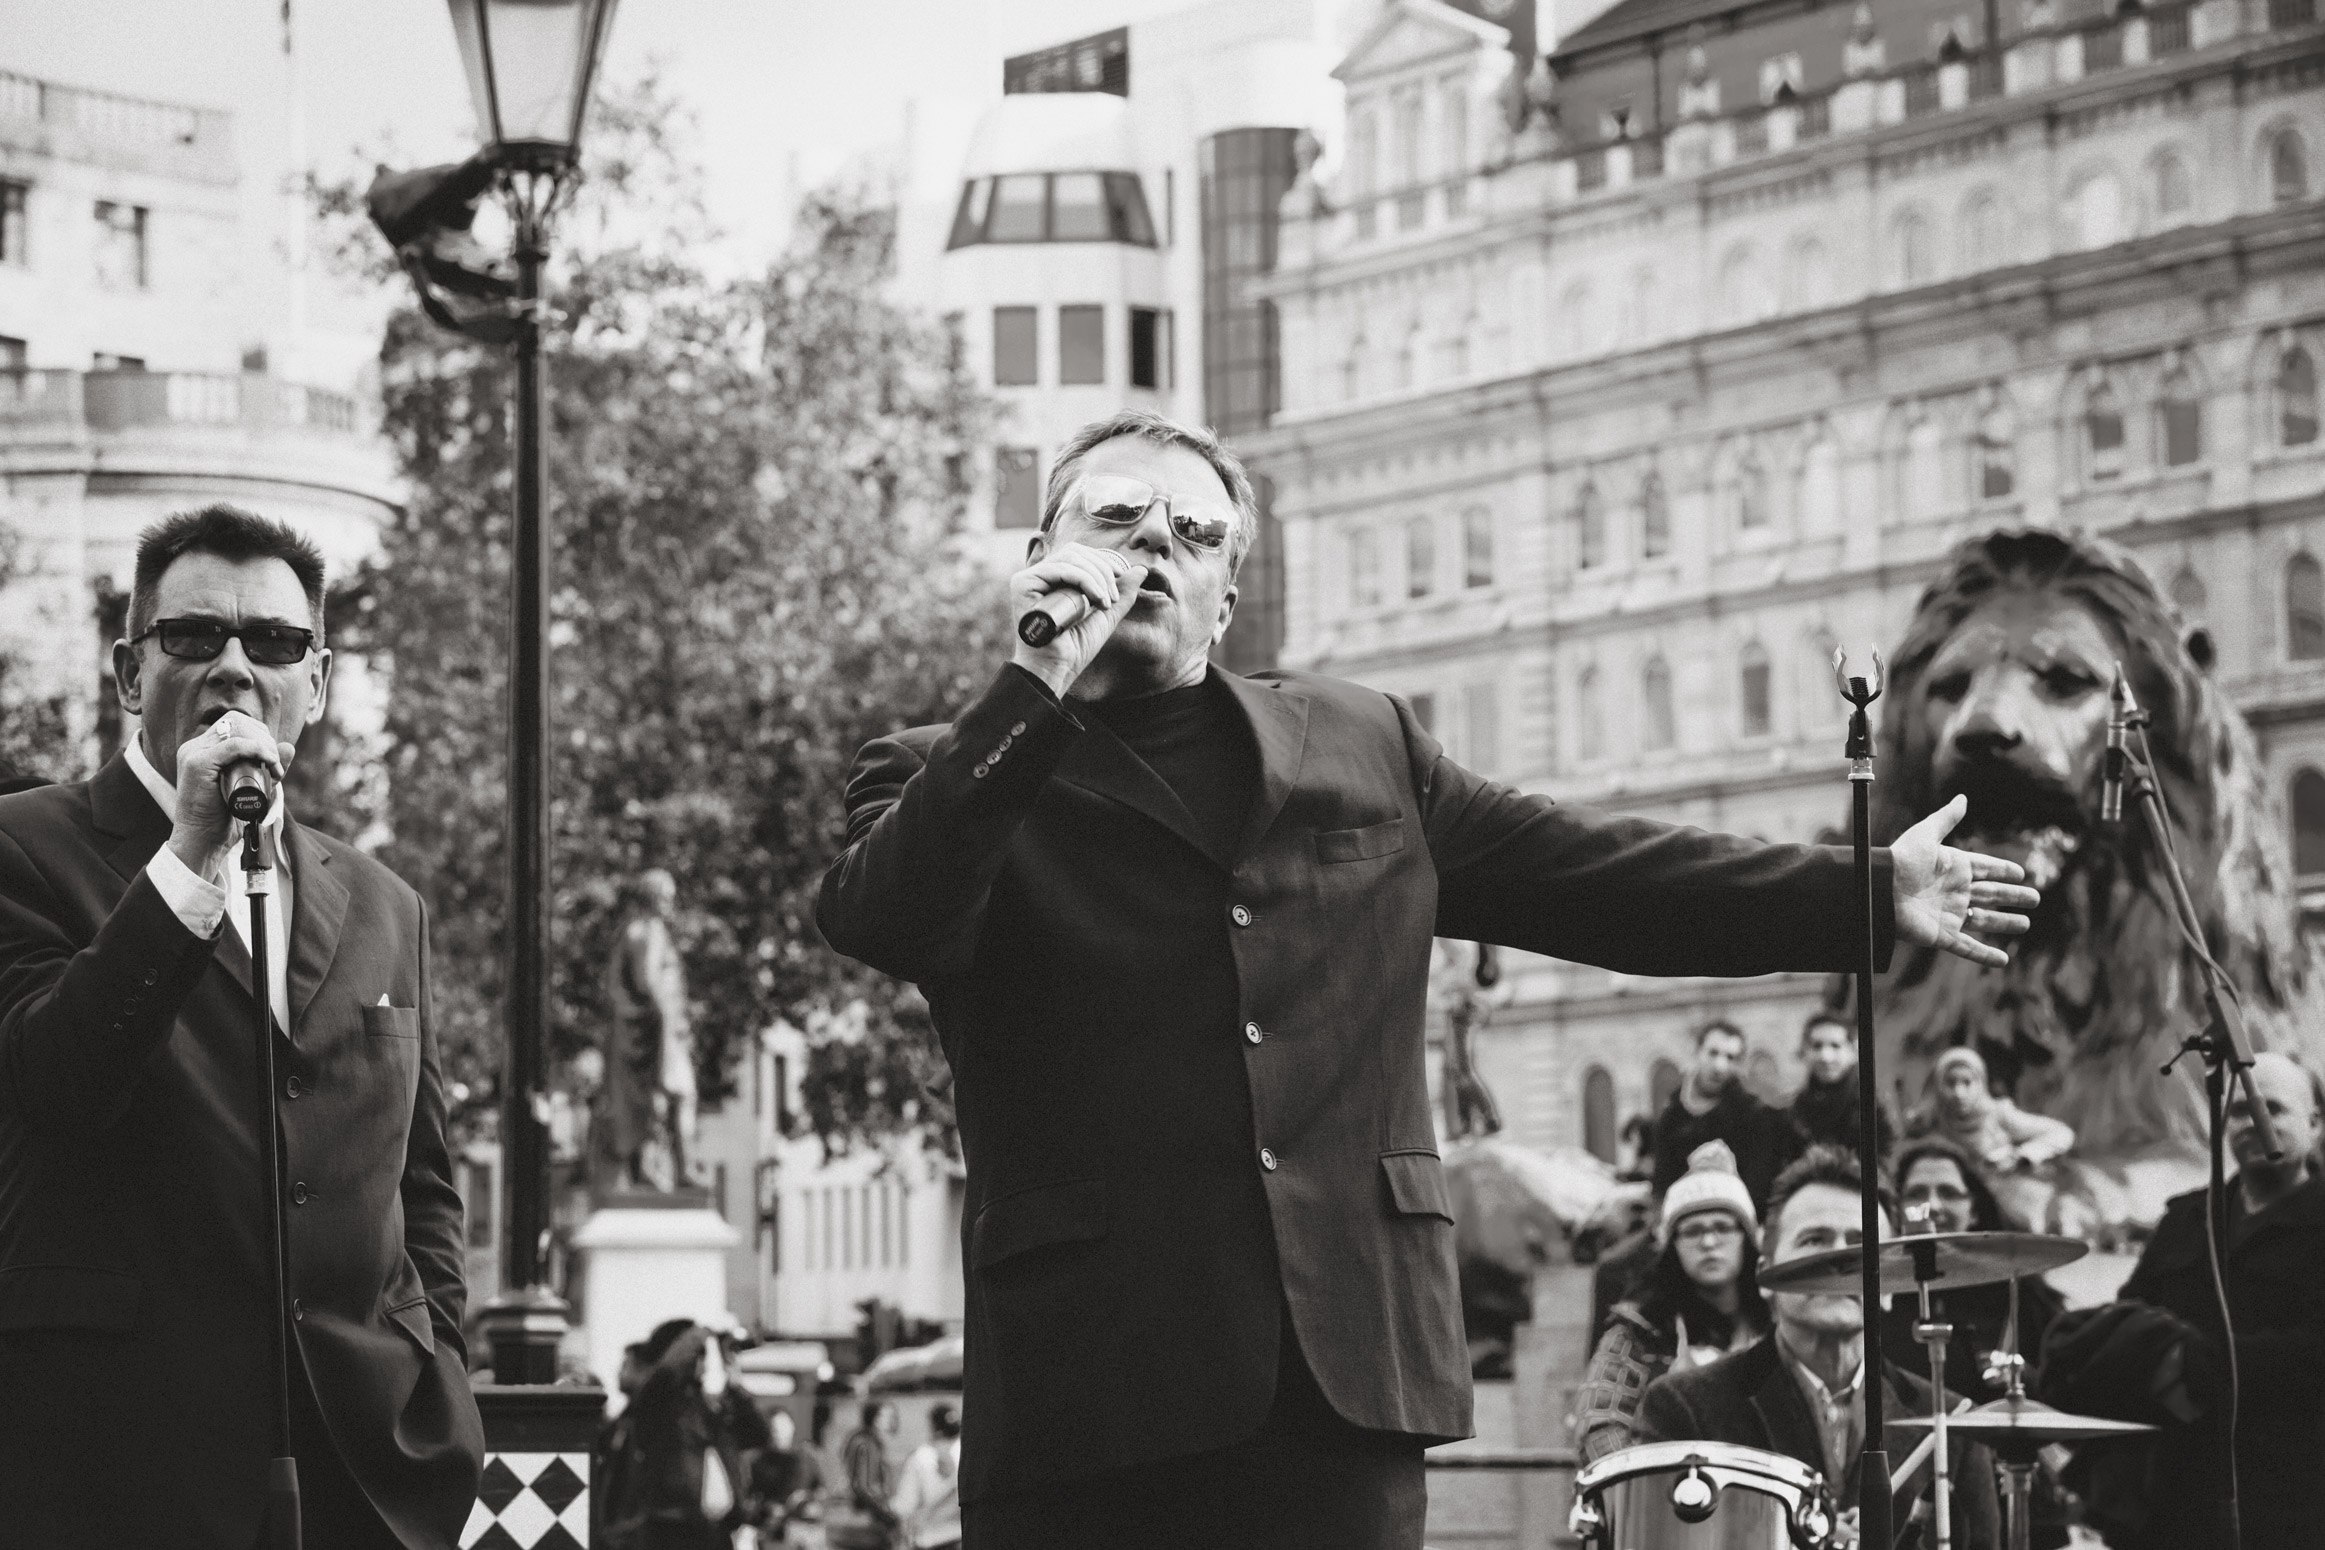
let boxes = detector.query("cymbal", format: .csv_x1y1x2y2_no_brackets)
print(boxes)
1756,1230,2087,1296
1893,1396,2157,1441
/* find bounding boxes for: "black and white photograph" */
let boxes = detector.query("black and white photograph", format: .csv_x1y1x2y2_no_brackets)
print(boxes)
2,0,2321,1546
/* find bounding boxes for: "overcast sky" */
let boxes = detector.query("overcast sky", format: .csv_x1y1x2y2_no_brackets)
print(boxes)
7,0,1211,270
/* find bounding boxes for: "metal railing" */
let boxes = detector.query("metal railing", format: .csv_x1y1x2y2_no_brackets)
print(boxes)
0,69,230,156
0,370,361,437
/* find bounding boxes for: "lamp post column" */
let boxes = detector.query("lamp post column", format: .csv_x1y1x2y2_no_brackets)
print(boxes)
484,218,569,1386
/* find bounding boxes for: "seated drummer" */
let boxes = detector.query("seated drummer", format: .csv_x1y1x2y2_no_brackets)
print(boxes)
1638,1145,2001,1549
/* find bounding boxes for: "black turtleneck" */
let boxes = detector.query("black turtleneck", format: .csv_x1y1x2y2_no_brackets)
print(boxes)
1082,676,1258,866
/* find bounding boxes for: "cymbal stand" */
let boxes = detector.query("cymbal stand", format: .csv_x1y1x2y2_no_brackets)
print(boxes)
1982,1275,2038,1550
1833,646,1890,1550
1905,1239,1955,1550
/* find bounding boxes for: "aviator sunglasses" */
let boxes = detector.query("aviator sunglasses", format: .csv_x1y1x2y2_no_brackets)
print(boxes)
1073,475,1236,552
136,617,317,666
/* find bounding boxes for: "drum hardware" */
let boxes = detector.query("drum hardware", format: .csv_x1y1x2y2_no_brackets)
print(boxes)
1674,1461,1720,1524
1571,1440,1836,1549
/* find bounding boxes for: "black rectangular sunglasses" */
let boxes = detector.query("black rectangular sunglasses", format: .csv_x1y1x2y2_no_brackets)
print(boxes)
137,617,316,666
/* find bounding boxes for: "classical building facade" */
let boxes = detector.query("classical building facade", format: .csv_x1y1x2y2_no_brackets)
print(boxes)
1250,0,2325,1160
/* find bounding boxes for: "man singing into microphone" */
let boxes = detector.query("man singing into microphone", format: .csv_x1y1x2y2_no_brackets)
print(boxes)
0,505,483,1548
817,411,2039,1549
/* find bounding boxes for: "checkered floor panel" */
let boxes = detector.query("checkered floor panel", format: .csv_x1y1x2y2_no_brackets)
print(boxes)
461,1450,590,1548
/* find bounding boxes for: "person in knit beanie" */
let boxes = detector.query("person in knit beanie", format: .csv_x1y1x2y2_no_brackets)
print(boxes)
1572,1142,1769,1461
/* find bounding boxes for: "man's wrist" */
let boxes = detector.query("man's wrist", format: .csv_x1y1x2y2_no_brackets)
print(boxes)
166,829,229,883
1007,651,1076,700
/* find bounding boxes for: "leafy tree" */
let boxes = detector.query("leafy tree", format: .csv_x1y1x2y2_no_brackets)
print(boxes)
0,527,76,787
322,81,1000,1155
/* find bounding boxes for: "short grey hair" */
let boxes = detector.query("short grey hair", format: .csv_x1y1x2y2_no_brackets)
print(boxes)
1039,410,1261,576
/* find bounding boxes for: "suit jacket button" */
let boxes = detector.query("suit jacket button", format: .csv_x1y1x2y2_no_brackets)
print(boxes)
1230,905,1253,927
1244,1021,1263,1045
292,1299,305,1322
141,970,158,986
1259,1147,1277,1171
284,1076,303,1099
291,1182,310,1205
1010,721,1027,736
972,765,989,779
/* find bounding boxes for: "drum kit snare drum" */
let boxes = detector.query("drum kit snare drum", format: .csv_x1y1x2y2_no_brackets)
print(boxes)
1570,1229,2155,1550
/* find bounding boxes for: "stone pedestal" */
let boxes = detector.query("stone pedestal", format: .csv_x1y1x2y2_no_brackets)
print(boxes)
571,1190,740,1393
463,1384,605,1548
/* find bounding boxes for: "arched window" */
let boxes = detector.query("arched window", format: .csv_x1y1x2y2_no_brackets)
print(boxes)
1576,666,1604,762
1406,516,1436,599
1784,235,1831,312
1583,1066,1618,1164
2160,362,2203,467
2295,770,2325,877
2288,553,2325,660
1808,629,1842,729
2280,346,2319,447
1349,525,1381,609
1341,333,1366,402
2272,129,2310,206
1348,110,1378,199
1735,450,1770,532
1904,414,1946,518
1892,208,1934,288
1563,279,1607,359
2151,151,2192,225
1463,507,1494,588
1640,471,1671,558
2086,380,2127,480
1649,1058,1683,1114
1576,483,1607,571
1642,656,1676,752
1740,644,1773,738
1800,435,1842,534
1718,244,1772,326
1978,397,2017,498
2067,170,2124,250
1628,267,1660,344
1441,79,1470,181
1959,190,2008,273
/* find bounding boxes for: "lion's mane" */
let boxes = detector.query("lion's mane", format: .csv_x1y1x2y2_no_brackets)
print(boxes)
1868,529,2325,1167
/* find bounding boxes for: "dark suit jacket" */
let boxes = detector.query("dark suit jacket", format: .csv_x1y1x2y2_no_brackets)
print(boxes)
0,754,483,1549
1637,1335,2002,1548
817,665,1893,1502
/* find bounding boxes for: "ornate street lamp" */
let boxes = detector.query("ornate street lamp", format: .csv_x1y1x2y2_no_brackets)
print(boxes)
443,0,620,1386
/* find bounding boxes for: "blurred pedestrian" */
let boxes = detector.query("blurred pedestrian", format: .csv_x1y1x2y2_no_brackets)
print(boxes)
1911,1046,2074,1176
1785,1009,1896,1162
747,1408,825,1545
599,1319,772,1550
826,1400,902,1550
892,1402,963,1550
1651,1020,1792,1210
1573,1144,1768,1460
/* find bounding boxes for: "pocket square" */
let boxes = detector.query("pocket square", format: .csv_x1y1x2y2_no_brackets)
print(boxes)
377,994,391,1006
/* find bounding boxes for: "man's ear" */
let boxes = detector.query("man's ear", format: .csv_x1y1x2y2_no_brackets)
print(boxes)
1026,533,1050,565
1210,582,1240,647
112,637,143,716
303,647,334,730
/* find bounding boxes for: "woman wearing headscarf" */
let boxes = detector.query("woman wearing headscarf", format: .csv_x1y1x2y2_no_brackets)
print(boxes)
1571,1143,1770,1461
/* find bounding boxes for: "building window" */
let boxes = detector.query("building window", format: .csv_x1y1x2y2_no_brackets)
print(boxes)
993,306,1037,386
1465,681,1500,771
2086,381,2126,480
1349,526,1380,608
1978,399,2017,497
0,180,25,267
1463,507,1494,587
2152,151,2192,224
1406,516,1436,599
1905,416,1946,518
2159,363,2202,466
946,171,1157,248
1129,307,1172,390
1650,1058,1682,1113
1583,1066,1618,1164
995,446,1041,529
1798,437,1842,533
0,335,23,369
1059,304,1105,385
1576,666,1604,762
1892,208,1934,288
1741,645,1772,738
93,201,148,290
1735,452,1769,532
1349,110,1378,199
2289,553,2325,660
1959,191,2007,273
1201,129,1297,437
2279,346,2319,446
1642,657,1676,752
1575,484,1607,570
2272,130,2310,206
2066,171,2123,251
1442,78,1470,181
2295,770,2325,877
1640,472,1671,558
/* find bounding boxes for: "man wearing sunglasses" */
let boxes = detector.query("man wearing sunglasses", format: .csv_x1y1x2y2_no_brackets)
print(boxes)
0,504,481,1549
819,410,2039,1549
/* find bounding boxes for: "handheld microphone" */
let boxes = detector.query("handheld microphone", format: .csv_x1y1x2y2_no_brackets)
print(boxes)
2101,669,2135,827
220,760,272,824
1016,563,1148,649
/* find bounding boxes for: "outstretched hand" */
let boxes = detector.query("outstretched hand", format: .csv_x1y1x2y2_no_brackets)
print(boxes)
1890,794,2041,968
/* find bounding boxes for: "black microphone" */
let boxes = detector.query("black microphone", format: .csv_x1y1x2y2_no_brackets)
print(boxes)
2101,669,2135,827
1016,563,1148,649
220,760,273,824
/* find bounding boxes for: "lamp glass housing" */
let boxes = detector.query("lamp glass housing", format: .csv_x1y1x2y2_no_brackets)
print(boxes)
447,0,620,169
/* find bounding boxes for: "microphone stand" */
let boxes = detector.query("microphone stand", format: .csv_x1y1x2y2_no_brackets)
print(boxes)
1834,647,1892,1550
2110,674,2280,1550
239,809,302,1550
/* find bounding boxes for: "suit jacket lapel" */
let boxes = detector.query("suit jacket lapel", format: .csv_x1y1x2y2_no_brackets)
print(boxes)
1052,716,1222,869
282,818,347,1038
89,752,170,885
1215,669,1308,860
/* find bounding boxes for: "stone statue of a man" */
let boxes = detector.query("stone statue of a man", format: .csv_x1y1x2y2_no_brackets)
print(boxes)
600,868,701,1191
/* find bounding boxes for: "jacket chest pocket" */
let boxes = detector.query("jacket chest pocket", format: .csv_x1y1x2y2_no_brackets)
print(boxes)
1316,817,1405,864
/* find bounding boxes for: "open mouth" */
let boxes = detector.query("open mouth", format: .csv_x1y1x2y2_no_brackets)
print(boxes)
1137,572,1173,600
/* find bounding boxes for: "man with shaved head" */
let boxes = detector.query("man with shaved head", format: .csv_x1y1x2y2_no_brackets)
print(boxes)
2050,1051,2325,1550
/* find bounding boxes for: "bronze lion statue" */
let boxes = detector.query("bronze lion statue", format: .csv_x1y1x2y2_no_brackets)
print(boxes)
1864,529,2325,1228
